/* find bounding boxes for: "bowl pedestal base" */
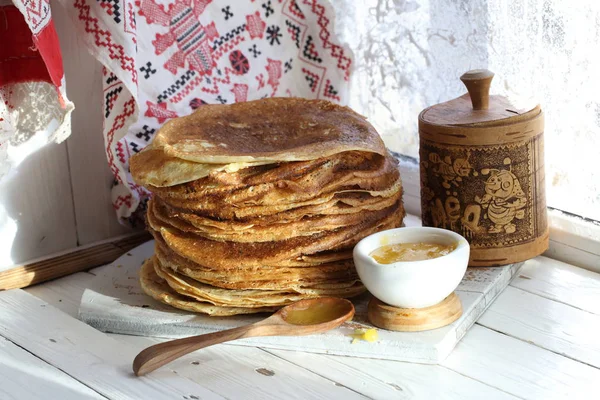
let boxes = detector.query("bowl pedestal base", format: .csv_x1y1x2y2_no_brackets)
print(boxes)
367,293,462,332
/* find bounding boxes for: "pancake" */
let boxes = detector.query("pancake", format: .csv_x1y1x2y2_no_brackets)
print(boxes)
156,244,364,292
148,98,386,164
149,152,399,208
152,228,354,270
139,257,278,315
130,147,272,187
158,178,402,220
132,99,405,316
154,258,304,307
157,189,401,232
154,257,364,307
148,201,402,269
151,196,374,243
155,238,357,280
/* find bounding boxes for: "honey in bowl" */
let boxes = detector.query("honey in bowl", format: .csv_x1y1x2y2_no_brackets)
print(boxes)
370,242,457,264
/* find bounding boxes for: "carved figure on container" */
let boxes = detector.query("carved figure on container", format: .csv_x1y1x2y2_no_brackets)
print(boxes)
428,153,472,189
475,158,527,234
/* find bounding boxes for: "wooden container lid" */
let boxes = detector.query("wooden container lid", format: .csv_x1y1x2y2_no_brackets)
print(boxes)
419,70,542,143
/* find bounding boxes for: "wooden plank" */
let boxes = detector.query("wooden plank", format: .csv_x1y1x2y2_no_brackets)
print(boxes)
479,286,600,368
0,232,150,290
544,240,600,274
25,271,95,318
511,256,600,315
0,336,104,400
78,240,520,364
0,289,225,400
19,255,502,396
26,269,367,398
443,325,600,400
548,210,600,265
53,5,134,246
114,335,367,400
264,348,517,399
0,142,77,270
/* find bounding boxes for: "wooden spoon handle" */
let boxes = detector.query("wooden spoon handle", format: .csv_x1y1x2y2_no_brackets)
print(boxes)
133,325,257,376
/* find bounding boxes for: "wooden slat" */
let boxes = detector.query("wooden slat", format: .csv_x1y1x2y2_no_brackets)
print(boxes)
24,245,600,399
479,286,600,368
510,257,600,315
53,5,133,246
264,348,516,399
0,232,150,290
25,271,96,317
114,335,368,400
0,336,104,400
26,274,373,398
546,210,600,273
443,325,600,400
0,289,224,400
0,142,78,269
544,240,600,274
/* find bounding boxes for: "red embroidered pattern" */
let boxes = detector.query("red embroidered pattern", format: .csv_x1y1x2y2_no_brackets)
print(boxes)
71,0,355,221
105,97,136,180
171,76,204,104
230,83,249,102
301,0,351,80
145,101,178,123
212,35,246,61
200,67,235,94
116,140,127,163
245,11,266,39
74,0,138,83
139,0,218,75
113,194,133,210
265,58,282,95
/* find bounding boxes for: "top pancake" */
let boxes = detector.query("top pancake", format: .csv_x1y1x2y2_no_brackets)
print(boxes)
129,147,271,187
149,98,386,164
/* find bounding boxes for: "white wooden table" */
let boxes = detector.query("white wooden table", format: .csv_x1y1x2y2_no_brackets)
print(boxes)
0,254,598,399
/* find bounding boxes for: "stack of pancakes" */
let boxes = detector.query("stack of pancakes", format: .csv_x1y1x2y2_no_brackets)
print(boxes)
130,98,404,316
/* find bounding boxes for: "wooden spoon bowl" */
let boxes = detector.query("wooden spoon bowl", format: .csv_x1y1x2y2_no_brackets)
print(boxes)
133,297,354,376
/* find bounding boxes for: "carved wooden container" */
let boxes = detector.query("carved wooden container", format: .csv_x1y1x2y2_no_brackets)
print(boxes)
419,70,548,267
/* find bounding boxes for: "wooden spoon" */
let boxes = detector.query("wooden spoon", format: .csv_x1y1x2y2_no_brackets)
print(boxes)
132,297,355,376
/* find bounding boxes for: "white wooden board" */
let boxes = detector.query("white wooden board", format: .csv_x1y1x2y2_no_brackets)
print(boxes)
511,256,600,315
0,336,103,400
263,347,518,400
0,289,226,400
479,286,600,369
112,335,368,400
79,241,521,364
0,142,77,271
443,325,600,400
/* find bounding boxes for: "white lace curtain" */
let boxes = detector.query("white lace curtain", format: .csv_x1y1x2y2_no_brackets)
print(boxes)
333,0,600,220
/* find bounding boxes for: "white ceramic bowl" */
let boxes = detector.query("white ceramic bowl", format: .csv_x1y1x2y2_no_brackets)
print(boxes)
353,227,470,309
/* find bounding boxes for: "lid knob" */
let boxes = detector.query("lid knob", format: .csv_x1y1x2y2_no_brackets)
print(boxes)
460,69,494,110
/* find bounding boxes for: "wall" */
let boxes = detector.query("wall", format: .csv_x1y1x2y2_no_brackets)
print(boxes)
0,3,133,272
